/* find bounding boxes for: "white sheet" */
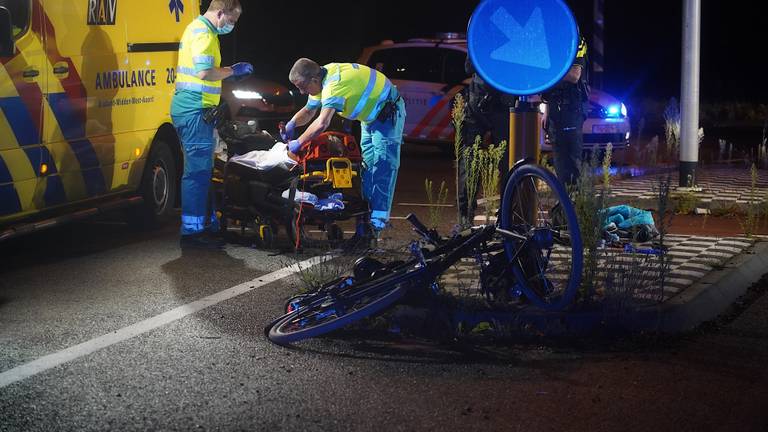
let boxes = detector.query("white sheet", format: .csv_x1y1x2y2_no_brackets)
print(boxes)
229,142,297,171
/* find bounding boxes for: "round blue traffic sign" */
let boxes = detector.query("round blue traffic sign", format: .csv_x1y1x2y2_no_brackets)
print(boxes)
468,0,579,95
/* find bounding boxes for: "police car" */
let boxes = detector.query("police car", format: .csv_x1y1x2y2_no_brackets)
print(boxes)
357,34,631,153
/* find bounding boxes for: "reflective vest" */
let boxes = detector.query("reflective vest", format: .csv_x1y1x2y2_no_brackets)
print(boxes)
306,63,393,123
172,16,221,116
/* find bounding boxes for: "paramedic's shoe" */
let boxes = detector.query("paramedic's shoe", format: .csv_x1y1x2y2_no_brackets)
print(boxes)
180,233,225,250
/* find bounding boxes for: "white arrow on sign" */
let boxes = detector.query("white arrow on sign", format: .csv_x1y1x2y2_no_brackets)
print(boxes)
490,6,551,70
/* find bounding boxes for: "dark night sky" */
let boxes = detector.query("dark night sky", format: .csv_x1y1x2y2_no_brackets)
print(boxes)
210,1,765,106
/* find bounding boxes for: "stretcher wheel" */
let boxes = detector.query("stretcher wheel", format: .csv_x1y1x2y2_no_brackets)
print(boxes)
326,223,344,247
257,224,274,249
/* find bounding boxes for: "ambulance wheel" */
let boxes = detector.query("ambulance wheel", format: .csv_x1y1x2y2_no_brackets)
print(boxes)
326,223,344,247
129,140,177,227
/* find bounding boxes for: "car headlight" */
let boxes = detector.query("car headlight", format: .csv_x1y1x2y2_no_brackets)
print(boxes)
538,103,547,115
232,90,263,100
621,103,628,117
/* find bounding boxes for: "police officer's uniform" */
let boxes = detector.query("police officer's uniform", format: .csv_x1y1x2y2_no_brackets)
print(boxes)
458,59,517,223
542,37,589,186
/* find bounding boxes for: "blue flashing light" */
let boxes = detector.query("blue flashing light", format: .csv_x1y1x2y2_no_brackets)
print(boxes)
607,104,621,117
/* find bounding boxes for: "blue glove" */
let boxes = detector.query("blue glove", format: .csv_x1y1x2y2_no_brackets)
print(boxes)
288,139,302,154
230,62,253,77
280,120,296,141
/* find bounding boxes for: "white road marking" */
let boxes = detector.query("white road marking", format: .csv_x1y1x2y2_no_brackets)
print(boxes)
0,255,329,389
397,203,454,207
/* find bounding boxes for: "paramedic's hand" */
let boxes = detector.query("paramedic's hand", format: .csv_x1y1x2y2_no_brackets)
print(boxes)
287,139,302,154
230,62,253,77
279,120,296,141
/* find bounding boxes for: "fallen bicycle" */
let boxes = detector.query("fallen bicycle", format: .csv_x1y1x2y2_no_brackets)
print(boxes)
264,163,584,345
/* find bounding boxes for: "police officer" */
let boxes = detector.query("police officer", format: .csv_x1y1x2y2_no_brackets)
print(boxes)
283,58,406,236
171,0,253,248
459,58,517,226
542,36,589,187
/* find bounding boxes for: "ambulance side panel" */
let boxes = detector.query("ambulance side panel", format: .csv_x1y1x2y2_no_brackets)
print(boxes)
0,0,198,226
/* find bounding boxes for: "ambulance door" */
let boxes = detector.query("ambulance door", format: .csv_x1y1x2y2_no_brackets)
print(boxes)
368,47,444,142
41,0,125,206
0,0,58,222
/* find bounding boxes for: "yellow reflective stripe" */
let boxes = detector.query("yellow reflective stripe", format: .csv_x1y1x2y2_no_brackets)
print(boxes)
577,39,587,58
175,18,221,107
175,82,222,94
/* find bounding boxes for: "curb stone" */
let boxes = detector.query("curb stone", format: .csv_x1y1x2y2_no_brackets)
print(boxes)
442,241,768,339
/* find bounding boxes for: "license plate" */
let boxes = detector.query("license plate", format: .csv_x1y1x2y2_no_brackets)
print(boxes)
592,124,620,134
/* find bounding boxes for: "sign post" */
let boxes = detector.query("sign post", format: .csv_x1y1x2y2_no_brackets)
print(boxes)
468,0,579,168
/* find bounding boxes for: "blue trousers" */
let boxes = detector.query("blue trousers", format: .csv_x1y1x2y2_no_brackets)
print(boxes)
547,104,585,186
172,111,215,236
360,97,406,229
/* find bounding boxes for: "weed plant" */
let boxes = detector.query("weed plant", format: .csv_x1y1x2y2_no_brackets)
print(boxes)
664,98,681,161
741,163,759,238
571,150,606,300
451,93,466,225
463,136,483,224
424,178,449,229
479,140,507,223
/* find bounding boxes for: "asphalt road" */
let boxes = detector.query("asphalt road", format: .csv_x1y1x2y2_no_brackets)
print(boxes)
1,146,767,431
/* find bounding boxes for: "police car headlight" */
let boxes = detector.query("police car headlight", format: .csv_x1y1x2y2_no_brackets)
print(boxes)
232,90,263,100
621,103,628,117
606,104,621,117
538,103,547,115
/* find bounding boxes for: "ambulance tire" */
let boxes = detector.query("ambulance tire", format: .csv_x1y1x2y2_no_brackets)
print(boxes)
130,140,178,228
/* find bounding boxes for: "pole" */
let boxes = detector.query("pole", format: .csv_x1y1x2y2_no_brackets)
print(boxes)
592,0,605,89
679,0,701,187
508,96,541,169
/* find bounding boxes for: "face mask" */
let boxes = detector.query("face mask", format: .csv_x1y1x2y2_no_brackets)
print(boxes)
217,22,234,35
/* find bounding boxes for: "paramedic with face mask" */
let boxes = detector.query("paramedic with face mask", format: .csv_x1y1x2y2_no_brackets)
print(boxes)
283,58,406,236
171,0,253,249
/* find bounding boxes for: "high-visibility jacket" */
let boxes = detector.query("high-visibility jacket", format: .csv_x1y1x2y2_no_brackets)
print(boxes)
306,63,393,124
171,16,221,116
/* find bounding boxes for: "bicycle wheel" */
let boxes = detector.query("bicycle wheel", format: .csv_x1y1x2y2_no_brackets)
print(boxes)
266,264,427,344
499,164,583,310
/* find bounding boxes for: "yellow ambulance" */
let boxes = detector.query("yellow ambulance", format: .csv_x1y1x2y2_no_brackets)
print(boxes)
0,0,198,241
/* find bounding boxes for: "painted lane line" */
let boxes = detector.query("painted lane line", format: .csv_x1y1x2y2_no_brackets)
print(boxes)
397,203,454,207
0,254,329,389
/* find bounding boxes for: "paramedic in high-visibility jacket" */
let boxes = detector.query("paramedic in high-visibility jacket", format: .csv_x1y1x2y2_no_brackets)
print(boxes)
171,0,253,248
283,58,406,235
